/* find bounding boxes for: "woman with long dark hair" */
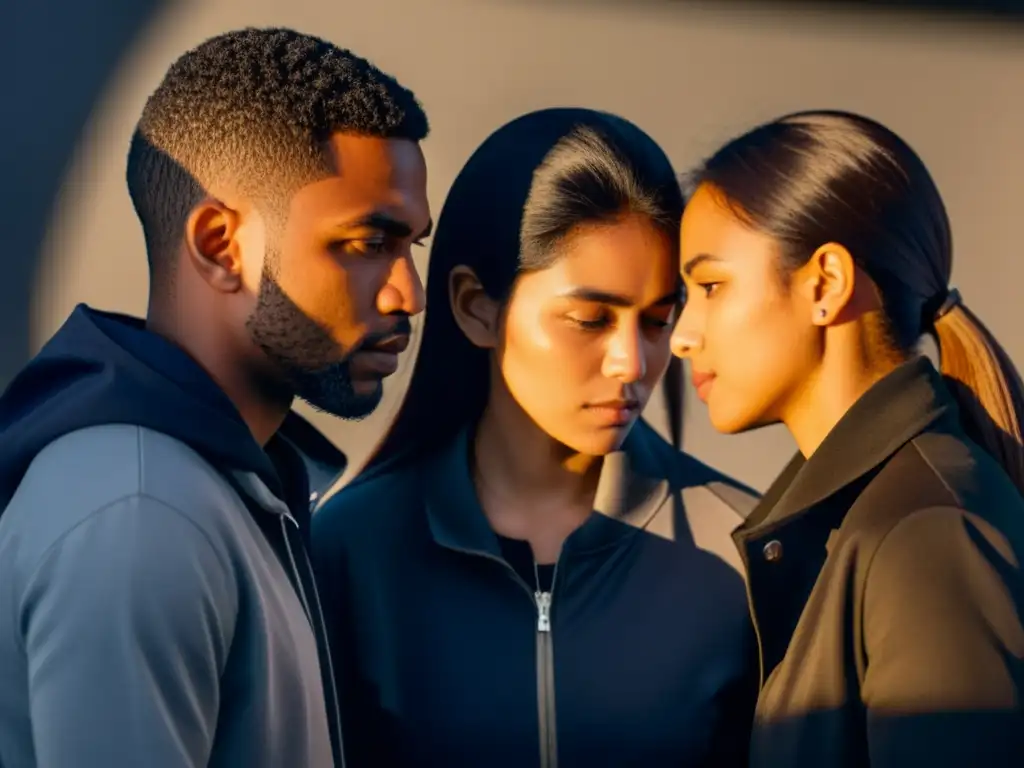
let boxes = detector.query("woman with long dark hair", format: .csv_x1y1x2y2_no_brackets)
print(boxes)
672,109,1024,767
312,108,760,767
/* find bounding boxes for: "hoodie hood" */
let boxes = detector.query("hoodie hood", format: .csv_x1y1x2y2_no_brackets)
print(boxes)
0,304,319,509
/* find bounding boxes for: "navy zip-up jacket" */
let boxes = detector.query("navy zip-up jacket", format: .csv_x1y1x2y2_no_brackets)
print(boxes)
312,419,759,767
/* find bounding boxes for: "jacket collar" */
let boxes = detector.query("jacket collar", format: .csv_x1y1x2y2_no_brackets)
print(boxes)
422,421,671,558
735,355,960,542
732,356,963,685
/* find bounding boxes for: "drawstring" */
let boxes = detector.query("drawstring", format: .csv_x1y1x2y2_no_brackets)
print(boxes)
227,471,347,768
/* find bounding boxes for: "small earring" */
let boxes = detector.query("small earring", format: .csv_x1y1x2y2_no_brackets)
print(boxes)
818,308,827,320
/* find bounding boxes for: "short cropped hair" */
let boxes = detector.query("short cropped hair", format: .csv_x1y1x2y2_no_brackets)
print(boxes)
126,27,429,275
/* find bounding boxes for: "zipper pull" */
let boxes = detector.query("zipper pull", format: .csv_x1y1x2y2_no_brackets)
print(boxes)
535,591,552,633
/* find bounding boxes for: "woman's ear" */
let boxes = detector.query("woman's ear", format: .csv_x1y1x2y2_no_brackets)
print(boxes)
796,241,857,326
449,265,501,349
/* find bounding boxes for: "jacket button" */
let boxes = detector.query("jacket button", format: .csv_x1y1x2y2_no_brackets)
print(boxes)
762,540,783,562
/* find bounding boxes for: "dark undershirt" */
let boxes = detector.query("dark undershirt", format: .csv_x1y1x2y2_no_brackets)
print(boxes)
496,535,556,593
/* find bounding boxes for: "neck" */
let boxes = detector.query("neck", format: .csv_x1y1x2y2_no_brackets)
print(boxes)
783,339,903,458
472,382,602,549
147,294,291,447
474,403,602,505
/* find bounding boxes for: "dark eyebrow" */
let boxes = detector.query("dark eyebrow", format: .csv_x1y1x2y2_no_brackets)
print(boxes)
558,287,681,308
335,213,433,240
681,253,722,276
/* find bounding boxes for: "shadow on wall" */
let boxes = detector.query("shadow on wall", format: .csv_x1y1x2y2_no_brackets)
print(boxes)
0,0,171,388
12,4,1024,387
614,0,1024,19
10,0,1024,490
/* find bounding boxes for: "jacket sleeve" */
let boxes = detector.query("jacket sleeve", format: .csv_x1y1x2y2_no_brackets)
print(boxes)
861,505,1024,767
19,494,237,767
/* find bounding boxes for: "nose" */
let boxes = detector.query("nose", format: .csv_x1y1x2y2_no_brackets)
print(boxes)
602,324,646,383
377,253,426,317
670,318,703,359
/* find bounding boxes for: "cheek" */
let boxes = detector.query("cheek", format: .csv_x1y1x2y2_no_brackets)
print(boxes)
503,306,558,359
501,313,566,395
498,311,600,417
277,252,381,342
705,294,812,428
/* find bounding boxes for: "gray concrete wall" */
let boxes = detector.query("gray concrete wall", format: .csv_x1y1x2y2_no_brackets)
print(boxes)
7,0,1024,490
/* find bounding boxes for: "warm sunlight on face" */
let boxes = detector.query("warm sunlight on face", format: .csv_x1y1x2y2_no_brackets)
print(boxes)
671,184,819,433
499,214,679,455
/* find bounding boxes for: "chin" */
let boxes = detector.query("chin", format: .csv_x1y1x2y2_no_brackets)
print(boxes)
350,377,384,398
708,404,756,435
567,424,636,457
708,403,777,435
301,380,383,421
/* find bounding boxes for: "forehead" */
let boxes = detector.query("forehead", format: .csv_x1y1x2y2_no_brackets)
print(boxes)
681,184,777,264
287,134,429,227
523,216,676,299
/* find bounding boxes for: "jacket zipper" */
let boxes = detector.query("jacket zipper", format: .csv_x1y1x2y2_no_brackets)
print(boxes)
281,514,347,768
445,546,560,768
534,561,559,768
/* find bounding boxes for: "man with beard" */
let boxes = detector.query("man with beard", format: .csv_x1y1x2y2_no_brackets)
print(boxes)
0,28,429,768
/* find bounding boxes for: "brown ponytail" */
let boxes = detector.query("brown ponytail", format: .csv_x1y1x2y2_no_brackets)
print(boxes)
932,302,1024,496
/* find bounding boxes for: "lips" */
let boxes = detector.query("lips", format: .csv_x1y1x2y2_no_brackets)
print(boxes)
350,350,399,377
350,334,411,379
365,334,410,355
691,371,716,403
586,399,641,427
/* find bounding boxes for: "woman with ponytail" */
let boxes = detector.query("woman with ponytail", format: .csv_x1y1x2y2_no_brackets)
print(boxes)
671,110,1024,767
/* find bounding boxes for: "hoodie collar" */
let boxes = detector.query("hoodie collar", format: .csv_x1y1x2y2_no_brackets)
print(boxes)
0,305,345,515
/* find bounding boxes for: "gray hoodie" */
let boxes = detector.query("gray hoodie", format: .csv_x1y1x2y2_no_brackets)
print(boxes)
0,305,346,767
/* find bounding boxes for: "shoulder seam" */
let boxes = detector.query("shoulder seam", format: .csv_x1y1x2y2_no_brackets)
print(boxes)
16,492,234,653
909,436,964,507
136,424,144,494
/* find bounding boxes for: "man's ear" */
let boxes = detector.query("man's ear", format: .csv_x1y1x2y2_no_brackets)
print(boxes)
794,241,857,326
183,198,244,293
449,265,501,349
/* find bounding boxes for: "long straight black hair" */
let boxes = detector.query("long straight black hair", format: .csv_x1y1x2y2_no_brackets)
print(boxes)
362,107,684,474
